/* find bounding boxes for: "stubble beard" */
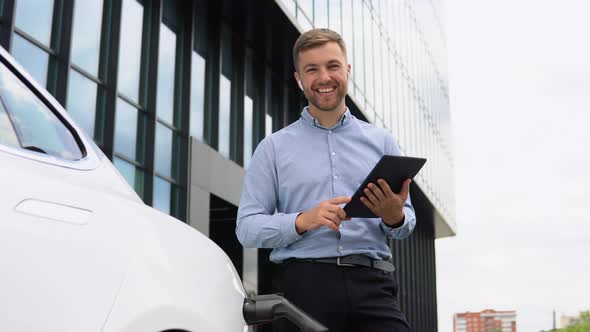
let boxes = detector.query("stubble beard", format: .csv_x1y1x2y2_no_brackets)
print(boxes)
307,84,347,113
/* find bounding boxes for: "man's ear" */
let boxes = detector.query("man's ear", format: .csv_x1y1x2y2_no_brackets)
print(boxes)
294,72,303,91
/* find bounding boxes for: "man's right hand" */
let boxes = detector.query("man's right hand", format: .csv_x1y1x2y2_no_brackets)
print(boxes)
295,196,352,234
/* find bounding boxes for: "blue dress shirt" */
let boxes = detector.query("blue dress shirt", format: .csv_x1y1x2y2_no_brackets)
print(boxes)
236,107,416,263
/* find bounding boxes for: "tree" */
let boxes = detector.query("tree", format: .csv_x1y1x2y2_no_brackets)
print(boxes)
558,310,590,332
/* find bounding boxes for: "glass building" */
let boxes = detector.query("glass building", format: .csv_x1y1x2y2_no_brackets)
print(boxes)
0,0,454,330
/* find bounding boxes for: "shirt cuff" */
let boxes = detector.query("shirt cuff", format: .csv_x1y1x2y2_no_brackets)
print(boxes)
279,212,304,246
382,215,405,229
380,215,408,237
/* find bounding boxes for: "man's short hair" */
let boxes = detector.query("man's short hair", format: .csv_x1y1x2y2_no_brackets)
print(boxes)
292,28,347,72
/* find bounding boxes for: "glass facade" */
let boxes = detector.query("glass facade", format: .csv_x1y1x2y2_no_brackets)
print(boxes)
277,0,455,226
117,0,143,104
114,98,145,165
1,0,192,220
14,0,54,46
11,34,49,86
66,69,98,136
189,52,206,141
70,0,103,77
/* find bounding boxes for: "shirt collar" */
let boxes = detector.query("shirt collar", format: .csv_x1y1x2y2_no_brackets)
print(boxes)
300,107,352,129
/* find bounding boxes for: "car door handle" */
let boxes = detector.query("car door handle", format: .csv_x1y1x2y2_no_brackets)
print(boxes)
14,199,92,225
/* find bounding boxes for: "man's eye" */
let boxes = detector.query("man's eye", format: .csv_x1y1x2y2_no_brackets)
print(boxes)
307,68,317,73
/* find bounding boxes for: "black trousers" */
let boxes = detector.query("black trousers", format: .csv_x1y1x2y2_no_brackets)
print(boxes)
272,261,411,332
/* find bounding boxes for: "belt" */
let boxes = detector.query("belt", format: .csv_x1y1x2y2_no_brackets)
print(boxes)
283,254,395,273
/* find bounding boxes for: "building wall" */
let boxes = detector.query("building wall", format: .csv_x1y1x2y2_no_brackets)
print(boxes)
0,0,453,331
454,310,517,332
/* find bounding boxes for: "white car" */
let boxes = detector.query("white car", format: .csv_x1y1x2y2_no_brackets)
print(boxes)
0,47,324,332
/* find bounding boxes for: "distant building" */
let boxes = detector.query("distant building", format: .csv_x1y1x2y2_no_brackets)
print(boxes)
454,309,517,332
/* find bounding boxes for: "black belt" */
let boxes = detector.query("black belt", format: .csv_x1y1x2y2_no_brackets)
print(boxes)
283,254,395,273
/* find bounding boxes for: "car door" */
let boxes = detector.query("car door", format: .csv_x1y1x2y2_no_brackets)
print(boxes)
0,49,139,331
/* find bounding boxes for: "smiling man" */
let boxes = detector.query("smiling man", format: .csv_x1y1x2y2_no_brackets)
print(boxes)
236,29,415,332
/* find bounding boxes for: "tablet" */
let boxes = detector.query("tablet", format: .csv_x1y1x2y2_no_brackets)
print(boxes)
343,155,427,218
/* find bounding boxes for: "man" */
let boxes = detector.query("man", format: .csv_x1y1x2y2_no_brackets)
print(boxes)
236,28,415,332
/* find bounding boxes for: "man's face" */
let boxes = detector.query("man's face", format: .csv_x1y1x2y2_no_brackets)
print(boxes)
295,42,350,113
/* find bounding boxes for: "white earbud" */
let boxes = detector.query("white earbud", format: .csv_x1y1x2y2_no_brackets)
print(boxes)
297,80,304,91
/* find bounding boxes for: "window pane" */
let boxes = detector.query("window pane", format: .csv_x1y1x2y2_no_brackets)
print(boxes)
0,100,19,147
364,3,374,105
14,0,54,46
114,98,144,162
328,0,341,33
353,0,364,95
153,176,171,214
384,51,392,129
117,0,144,103
113,157,144,198
190,51,205,141
393,60,401,135
314,0,327,28
243,95,253,168
298,13,313,31
0,63,82,160
298,0,313,20
155,122,173,178
11,34,49,87
156,24,177,125
71,0,103,76
342,0,354,96
375,34,384,122
218,74,231,158
66,69,97,137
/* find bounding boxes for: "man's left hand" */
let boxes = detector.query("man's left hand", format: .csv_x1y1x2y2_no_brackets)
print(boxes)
360,178,411,227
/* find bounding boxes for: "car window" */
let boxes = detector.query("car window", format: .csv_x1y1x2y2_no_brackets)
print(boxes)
0,98,20,147
0,100,19,146
0,62,83,160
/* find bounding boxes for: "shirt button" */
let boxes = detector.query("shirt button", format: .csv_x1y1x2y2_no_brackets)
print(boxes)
332,152,336,156
333,175,338,180
329,131,332,134
339,246,343,250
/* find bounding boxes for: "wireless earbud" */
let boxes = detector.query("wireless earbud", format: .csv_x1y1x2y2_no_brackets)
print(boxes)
297,80,304,91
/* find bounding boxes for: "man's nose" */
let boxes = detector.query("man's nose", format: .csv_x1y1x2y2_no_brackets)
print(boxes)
317,67,331,83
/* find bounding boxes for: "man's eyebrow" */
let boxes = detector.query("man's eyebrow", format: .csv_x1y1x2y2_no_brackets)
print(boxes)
327,60,343,65
303,60,342,69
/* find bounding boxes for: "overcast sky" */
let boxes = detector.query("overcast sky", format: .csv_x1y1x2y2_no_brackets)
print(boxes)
436,0,590,331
